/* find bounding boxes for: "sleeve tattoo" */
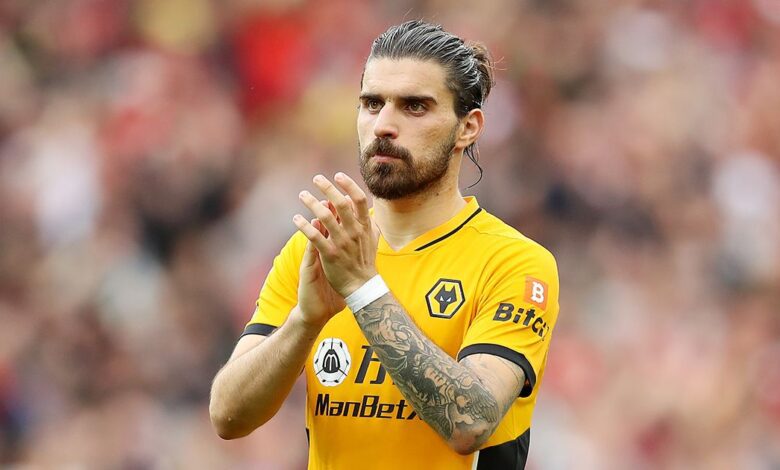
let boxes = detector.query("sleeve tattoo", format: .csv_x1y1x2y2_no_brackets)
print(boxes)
354,293,510,446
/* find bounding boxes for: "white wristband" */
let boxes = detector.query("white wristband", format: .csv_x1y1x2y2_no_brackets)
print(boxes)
345,275,389,313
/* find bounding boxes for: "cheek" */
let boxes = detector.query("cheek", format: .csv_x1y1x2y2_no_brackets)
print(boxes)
415,124,451,149
421,126,444,142
423,115,457,139
356,114,374,145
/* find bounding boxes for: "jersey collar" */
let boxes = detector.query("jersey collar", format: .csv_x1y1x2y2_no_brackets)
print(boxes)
376,196,482,255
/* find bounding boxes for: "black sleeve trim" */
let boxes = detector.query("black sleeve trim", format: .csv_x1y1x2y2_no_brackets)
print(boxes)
477,428,530,470
458,343,537,398
240,323,277,338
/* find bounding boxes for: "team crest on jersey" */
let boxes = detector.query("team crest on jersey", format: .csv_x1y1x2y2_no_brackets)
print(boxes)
425,278,465,319
313,338,351,387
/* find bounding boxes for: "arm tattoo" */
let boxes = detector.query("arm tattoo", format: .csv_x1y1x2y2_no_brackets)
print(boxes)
354,293,501,445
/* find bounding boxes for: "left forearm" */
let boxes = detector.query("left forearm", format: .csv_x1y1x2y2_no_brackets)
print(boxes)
353,293,500,454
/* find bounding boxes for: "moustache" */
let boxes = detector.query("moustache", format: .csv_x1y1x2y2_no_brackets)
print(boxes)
362,138,412,163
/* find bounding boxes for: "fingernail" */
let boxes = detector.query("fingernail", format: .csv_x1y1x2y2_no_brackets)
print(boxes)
299,191,309,199
335,172,345,180
313,175,325,183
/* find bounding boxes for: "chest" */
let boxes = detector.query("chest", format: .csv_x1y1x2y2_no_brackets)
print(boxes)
306,250,486,390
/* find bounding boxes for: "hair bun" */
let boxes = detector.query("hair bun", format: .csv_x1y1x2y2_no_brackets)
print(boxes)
467,41,495,105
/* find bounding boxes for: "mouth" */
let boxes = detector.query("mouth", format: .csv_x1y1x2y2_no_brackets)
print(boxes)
372,154,401,163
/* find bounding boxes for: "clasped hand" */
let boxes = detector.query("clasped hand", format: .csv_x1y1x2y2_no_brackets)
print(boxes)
293,172,378,300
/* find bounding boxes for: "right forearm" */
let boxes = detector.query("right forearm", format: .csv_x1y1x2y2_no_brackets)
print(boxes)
209,308,322,439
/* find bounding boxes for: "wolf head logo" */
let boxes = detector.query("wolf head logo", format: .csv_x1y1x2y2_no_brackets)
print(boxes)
435,285,457,313
425,279,465,319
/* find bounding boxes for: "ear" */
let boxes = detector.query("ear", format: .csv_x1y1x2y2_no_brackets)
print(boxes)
454,108,484,152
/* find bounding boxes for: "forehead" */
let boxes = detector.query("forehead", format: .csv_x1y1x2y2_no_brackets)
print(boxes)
361,58,451,102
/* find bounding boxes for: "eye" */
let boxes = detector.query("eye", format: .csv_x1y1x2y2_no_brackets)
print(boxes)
364,99,383,112
406,101,426,114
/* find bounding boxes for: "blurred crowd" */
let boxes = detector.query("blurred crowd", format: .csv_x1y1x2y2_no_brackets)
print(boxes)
1,0,779,468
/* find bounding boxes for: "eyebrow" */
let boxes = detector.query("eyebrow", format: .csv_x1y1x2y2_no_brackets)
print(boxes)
359,93,438,105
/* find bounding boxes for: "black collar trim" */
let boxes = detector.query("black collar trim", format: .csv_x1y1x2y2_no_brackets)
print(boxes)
414,208,483,252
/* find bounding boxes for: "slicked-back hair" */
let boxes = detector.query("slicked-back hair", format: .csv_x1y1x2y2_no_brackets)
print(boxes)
366,20,495,184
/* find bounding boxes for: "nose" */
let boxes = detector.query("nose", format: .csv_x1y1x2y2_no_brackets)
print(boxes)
373,104,399,140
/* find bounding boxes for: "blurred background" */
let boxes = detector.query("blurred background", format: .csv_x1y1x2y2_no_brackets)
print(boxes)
1,0,779,468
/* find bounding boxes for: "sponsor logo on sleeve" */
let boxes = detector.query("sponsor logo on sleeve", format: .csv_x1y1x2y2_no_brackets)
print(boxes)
524,276,548,310
492,302,550,340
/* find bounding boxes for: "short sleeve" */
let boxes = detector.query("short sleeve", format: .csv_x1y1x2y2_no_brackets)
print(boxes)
242,231,308,337
457,243,559,398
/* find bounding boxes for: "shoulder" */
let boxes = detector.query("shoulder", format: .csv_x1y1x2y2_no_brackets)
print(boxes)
268,230,309,274
284,229,309,252
465,209,560,311
466,209,557,270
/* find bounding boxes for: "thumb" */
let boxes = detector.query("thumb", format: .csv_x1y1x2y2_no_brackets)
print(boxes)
302,217,328,272
302,238,319,268
305,217,326,262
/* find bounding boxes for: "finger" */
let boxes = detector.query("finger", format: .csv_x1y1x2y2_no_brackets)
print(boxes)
312,218,329,238
312,175,357,231
301,239,318,268
299,190,343,236
343,196,362,227
321,200,340,224
333,172,370,226
326,200,341,223
293,213,332,253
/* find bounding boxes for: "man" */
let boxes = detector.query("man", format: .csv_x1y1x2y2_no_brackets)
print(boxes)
209,20,559,470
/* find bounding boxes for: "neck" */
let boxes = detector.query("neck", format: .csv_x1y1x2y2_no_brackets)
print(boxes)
372,177,466,251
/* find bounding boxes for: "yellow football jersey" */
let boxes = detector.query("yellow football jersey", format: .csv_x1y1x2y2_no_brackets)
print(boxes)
243,197,560,470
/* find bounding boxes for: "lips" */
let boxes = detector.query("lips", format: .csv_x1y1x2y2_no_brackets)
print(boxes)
372,154,400,163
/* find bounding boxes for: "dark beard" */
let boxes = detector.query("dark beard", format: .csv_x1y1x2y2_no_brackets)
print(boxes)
358,129,457,200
